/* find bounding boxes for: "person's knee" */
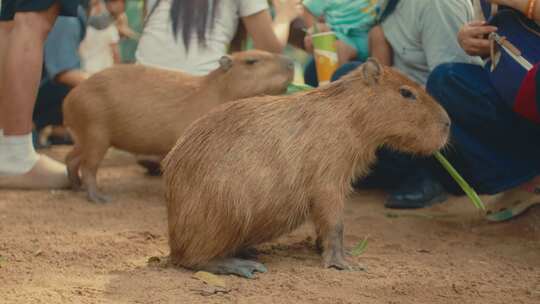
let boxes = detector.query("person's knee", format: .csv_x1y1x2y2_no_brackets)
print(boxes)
331,62,362,82
12,4,60,41
426,63,462,100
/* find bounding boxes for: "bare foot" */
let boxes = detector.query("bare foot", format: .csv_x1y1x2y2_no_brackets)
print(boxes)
0,155,69,190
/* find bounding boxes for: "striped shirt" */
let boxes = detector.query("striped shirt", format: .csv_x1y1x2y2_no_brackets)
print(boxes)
303,0,378,34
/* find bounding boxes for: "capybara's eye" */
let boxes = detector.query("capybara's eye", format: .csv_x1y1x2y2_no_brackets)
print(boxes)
399,87,416,101
245,58,259,65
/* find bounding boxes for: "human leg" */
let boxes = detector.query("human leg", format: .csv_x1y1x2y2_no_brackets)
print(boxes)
426,63,540,219
303,57,319,87
335,40,357,67
0,2,70,189
330,61,362,82
0,20,13,140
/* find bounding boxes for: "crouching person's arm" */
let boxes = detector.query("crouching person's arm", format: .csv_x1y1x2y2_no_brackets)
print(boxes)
368,25,393,66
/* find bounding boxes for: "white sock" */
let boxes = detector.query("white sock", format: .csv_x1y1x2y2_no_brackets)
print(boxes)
0,133,39,176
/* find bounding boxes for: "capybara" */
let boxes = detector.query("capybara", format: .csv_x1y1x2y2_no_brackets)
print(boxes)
63,50,294,203
163,58,451,278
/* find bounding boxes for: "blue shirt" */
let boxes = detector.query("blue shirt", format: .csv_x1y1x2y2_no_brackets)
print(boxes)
41,6,86,87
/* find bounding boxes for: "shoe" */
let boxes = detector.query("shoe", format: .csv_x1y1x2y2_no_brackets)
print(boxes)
385,173,447,209
0,155,70,190
485,177,540,222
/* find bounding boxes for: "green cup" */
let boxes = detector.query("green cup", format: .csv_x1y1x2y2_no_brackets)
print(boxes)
312,32,339,85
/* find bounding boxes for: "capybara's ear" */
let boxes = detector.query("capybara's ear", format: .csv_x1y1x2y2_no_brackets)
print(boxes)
361,58,382,86
219,55,233,71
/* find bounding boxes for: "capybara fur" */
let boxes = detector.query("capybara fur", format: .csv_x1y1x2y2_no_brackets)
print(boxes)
63,50,294,203
163,59,451,278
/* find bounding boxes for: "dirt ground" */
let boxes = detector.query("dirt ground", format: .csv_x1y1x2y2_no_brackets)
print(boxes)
1,146,539,304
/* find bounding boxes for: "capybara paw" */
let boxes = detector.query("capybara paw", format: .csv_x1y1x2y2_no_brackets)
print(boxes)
137,159,162,177
87,191,111,204
203,258,267,279
323,256,352,271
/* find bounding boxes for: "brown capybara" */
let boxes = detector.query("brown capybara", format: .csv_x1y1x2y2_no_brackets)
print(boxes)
63,50,294,203
163,58,451,278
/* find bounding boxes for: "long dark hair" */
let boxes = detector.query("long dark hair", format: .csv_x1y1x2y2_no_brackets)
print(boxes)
160,0,221,49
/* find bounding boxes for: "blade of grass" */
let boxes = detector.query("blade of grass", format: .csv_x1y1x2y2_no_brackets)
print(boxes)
351,237,369,256
434,152,485,210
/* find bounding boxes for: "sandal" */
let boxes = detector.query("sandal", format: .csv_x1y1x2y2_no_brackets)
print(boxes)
485,177,540,222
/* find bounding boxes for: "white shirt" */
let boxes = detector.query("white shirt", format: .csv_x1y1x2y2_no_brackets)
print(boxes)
381,0,483,85
136,0,268,75
79,24,120,75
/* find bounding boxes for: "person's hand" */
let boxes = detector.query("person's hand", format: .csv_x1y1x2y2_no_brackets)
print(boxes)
272,0,303,23
115,13,140,40
457,21,498,57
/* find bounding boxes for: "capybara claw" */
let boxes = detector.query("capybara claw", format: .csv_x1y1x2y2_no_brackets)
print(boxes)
202,258,267,279
231,261,267,279
324,258,352,271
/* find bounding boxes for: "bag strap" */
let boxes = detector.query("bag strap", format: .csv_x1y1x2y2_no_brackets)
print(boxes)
377,0,399,23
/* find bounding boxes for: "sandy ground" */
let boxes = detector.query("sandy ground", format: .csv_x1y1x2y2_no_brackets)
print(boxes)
1,146,539,304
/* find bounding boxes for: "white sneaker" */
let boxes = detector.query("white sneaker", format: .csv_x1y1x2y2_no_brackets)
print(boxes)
0,154,70,190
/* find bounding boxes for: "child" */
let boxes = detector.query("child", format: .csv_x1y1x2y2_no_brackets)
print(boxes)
303,0,378,66
79,0,123,74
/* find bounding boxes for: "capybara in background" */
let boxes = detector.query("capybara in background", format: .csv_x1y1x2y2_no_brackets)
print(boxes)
63,50,294,203
163,59,451,278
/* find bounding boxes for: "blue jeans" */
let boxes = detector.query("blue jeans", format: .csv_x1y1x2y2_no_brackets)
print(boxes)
426,63,540,194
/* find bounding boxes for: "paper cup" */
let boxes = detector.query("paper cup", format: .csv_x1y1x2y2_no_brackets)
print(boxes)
312,32,338,85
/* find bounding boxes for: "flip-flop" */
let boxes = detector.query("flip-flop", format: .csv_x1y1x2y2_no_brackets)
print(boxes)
485,186,540,222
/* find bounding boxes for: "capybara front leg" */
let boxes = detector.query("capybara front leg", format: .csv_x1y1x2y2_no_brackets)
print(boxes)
200,258,267,279
312,196,351,270
320,221,350,270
